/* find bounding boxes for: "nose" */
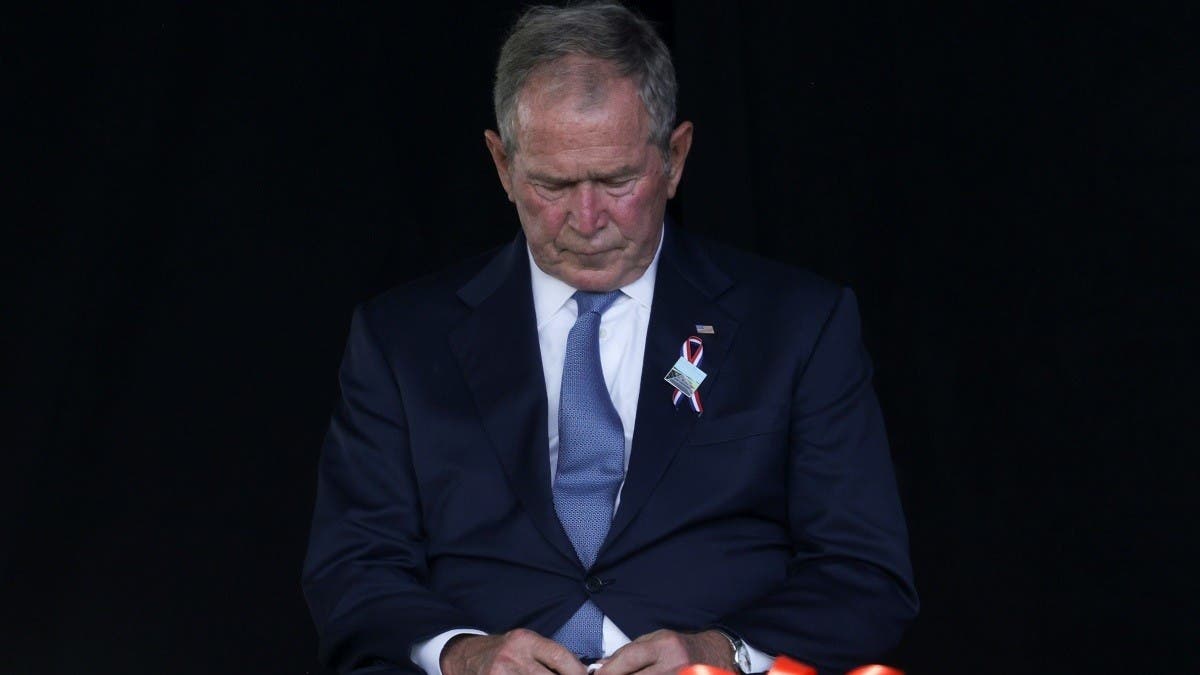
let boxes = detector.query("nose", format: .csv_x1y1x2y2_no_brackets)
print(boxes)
567,182,604,235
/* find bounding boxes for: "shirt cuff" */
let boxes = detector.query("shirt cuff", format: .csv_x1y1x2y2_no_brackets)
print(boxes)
411,628,488,675
742,640,775,674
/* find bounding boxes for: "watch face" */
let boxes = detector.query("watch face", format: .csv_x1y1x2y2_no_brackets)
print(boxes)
718,630,751,673
736,649,751,672
732,641,750,672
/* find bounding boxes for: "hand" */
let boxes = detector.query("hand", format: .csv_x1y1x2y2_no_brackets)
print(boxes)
440,629,589,675
597,629,734,675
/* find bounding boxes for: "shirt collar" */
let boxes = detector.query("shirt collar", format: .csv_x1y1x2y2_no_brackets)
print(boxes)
527,225,663,330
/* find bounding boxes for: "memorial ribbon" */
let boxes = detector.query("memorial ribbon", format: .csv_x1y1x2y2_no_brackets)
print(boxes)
669,336,705,413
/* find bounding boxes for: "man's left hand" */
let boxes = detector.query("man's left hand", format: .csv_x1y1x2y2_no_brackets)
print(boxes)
597,629,734,675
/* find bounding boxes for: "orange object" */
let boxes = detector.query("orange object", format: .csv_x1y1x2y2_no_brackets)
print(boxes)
678,666,735,675
678,655,900,675
846,666,904,675
768,655,818,675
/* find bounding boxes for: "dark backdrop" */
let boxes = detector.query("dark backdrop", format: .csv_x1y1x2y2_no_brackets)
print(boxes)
6,2,1196,674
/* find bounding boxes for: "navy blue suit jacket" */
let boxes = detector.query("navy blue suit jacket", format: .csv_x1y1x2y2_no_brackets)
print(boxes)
302,226,918,674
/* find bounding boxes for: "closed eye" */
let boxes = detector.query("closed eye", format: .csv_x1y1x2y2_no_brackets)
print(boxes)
532,182,568,199
603,177,637,193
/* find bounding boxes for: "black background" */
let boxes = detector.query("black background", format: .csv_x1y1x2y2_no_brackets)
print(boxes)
5,2,1197,673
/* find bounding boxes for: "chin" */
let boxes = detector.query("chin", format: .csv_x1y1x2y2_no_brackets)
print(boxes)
562,267,625,292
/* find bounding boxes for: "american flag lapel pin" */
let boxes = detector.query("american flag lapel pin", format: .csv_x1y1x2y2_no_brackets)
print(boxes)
694,324,715,335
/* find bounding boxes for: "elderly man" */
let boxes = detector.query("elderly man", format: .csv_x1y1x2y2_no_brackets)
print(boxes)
302,4,918,675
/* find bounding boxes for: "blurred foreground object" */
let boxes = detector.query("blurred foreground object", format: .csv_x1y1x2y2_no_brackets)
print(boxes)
678,654,901,675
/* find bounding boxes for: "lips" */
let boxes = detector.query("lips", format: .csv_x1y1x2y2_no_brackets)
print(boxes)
556,242,622,259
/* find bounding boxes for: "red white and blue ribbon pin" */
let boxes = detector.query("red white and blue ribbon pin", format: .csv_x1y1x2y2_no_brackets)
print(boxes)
665,335,706,414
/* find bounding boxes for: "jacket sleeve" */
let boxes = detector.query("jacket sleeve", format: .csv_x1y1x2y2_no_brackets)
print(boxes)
716,287,919,674
302,306,479,673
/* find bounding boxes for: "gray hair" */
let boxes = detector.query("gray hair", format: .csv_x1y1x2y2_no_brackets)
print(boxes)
493,2,678,157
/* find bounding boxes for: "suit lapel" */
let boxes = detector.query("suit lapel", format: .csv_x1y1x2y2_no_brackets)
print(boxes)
601,226,739,560
448,235,579,567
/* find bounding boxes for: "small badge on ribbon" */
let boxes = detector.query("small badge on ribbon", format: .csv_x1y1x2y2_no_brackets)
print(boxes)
665,335,706,414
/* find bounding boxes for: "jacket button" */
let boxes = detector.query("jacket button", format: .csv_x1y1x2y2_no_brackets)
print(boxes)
584,576,604,593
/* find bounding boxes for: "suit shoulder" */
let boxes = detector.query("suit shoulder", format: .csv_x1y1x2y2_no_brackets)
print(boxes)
355,244,501,331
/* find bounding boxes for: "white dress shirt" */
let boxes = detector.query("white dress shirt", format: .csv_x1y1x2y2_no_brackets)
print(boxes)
412,231,772,674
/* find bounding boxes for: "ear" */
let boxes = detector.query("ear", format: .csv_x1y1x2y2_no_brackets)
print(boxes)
484,130,515,202
664,121,694,199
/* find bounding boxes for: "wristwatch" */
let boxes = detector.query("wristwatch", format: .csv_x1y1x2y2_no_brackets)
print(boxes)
715,629,752,675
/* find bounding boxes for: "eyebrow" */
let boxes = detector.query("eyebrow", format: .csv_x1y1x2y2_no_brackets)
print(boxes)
527,165,641,185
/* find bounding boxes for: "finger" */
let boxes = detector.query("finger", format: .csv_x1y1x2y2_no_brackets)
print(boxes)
530,660,572,675
529,635,587,675
596,641,656,675
491,631,563,675
499,657,565,675
617,632,695,675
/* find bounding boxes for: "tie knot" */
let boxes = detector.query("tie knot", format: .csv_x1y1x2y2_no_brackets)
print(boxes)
573,290,623,317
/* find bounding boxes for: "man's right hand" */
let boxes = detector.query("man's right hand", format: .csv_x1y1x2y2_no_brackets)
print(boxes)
440,629,588,675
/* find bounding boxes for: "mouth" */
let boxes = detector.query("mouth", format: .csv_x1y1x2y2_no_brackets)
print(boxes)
560,249,621,270
558,243,622,258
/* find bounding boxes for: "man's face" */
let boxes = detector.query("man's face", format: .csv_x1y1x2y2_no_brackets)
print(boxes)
485,58,693,291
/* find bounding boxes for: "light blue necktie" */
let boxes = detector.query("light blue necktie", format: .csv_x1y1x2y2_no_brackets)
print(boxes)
552,290,626,659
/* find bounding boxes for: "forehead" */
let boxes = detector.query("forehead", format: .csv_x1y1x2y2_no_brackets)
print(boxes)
513,58,651,167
